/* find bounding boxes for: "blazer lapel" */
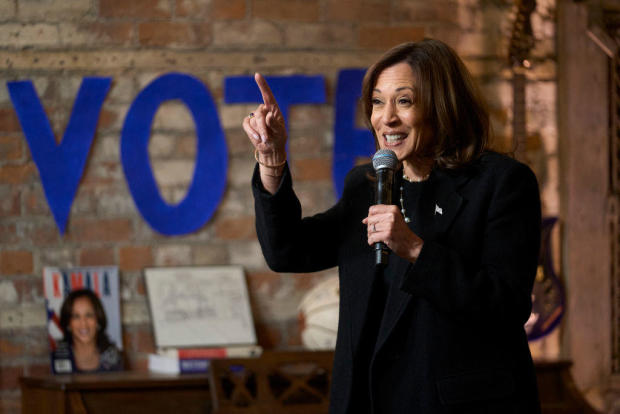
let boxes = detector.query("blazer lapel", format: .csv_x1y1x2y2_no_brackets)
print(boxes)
372,255,413,354
419,168,468,240
373,168,470,355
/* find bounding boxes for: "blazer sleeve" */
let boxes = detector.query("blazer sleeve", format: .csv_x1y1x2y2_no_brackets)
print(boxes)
252,163,345,273
401,161,541,325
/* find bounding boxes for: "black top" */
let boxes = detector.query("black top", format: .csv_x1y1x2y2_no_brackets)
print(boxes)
353,176,425,413
252,152,542,414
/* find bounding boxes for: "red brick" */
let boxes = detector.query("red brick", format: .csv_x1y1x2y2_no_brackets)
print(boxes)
99,0,171,18
212,0,246,19
79,247,115,266
0,108,22,132
0,329,48,357
0,187,20,216
246,271,282,296
72,22,133,45
138,22,211,47
0,250,34,275
135,275,147,295
135,326,156,353
358,26,425,50
293,272,329,290
0,336,24,356
288,133,326,156
0,365,22,390
0,223,18,244
23,186,48,215
175,0,209,17
0,163,37,185
392,1,458,24
138,22,206,47
68,218,133,242
286,318,302,347
293,158,332,181
252,0,319,22
97,107,118,130
81,161,122,186
215,216,256,240
192,23,212,47
29,223,62,246
326,0,389,22
123,325,155,353
255,321,282,348
13,278,44,303
125,353,149,372
0,136,23,161
119,246,153,271
225,129,255,156
490,134,511,153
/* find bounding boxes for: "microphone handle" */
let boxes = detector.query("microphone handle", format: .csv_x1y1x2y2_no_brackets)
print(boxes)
374,168,394,267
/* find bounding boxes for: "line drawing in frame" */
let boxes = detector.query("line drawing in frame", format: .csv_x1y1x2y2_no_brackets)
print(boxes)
145,266,257,348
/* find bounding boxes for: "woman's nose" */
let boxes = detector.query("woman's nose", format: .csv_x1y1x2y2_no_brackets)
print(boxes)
382,102,398,124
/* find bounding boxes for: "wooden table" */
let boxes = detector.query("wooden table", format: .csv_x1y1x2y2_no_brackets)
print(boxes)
20,356,600,414
20,371,214,414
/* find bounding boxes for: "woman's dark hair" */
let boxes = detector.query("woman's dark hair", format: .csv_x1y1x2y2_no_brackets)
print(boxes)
361,38,490,169
59,289,112,352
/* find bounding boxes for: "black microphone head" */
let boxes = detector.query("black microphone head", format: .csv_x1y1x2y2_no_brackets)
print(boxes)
372,149,398,171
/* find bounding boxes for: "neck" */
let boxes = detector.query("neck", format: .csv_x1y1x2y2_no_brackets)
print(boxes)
402,157,433,181
73,340,97,354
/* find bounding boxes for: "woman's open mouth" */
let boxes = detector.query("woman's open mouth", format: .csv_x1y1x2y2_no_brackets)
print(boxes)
384,133,407,145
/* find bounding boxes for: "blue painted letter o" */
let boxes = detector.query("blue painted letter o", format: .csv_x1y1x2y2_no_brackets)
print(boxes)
121,73,227,235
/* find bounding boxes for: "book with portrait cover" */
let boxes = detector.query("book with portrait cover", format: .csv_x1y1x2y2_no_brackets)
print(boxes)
43,266,122,374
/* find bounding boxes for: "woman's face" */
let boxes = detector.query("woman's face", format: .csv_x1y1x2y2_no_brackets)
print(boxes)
370,62,431,163
69,297,98,347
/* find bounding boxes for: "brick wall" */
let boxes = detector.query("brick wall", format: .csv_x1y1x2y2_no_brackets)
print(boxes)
0,0,557,412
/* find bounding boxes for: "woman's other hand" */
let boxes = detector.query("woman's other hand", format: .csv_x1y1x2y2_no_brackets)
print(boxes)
363,204,424,263
242,73,287,193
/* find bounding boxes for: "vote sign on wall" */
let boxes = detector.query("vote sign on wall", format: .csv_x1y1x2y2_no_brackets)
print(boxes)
7,70,374,236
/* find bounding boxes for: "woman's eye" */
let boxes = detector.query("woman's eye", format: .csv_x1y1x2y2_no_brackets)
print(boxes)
398,98,412,105
371,98,382,105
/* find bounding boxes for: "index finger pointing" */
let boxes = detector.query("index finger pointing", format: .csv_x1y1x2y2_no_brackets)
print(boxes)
255,73,277,106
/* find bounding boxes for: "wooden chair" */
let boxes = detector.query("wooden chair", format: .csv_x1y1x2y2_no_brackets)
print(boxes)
209,350,334,414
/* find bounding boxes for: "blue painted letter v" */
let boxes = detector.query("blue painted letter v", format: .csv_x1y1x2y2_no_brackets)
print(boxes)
7,78,112,234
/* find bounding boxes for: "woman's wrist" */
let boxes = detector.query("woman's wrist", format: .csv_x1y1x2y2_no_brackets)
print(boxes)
408,239,423,263
255,148,286,177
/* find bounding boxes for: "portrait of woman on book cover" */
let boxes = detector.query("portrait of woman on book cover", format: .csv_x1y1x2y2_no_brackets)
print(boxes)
53,289,123,373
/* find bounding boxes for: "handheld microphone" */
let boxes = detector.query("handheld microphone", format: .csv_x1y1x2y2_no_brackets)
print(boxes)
372,149,398,267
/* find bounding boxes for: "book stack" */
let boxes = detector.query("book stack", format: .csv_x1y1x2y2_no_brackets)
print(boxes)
148,345,263,374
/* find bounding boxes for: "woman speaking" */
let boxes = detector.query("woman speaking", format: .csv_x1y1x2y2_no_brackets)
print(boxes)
243,38,541,413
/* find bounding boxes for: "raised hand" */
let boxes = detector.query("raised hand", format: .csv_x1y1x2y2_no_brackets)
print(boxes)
242,73,287,157
242,73,288,193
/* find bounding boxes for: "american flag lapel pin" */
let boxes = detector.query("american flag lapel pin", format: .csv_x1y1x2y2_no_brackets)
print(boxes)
435,204,443,215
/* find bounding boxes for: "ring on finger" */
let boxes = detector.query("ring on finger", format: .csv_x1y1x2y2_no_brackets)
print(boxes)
249,112,254,118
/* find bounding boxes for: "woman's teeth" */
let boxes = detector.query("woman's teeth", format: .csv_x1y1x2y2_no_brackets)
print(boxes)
385,134,405,143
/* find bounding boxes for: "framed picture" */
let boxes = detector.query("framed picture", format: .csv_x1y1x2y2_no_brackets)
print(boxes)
43,266,122,373
145,266,257,348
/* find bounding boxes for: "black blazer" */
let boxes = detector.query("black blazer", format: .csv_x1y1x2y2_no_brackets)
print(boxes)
253,152,542,414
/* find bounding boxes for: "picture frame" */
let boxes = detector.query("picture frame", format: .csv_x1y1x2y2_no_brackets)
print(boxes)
145,266,257,348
